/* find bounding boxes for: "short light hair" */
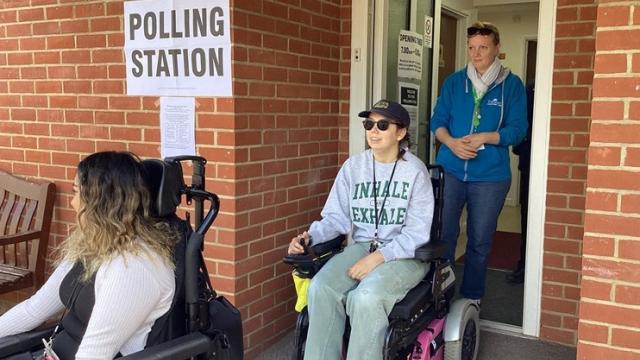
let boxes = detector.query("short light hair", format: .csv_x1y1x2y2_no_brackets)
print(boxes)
467,21,500,45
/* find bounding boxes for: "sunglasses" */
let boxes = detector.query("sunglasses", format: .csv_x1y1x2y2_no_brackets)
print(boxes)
467,27,495,36
362,118,400,131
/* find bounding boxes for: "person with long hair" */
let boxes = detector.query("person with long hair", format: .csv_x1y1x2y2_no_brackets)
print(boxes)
430,21,528,303
287,100,434,360
0,151,177,359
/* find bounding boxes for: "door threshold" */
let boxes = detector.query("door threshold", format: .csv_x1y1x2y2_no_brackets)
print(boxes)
480,320,537,340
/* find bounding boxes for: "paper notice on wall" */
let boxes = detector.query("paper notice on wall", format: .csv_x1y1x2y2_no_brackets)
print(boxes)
160,97,196,158
399,82,419,155
398,30,423,81
124,0,232,96
424,16,434,49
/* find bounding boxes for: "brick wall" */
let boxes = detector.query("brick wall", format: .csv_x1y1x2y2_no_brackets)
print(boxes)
230,1,350,356
0,0,154,305
540,0,596,345
577,1,640,358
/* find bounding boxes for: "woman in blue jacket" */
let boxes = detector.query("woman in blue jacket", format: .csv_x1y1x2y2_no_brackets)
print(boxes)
430,21,527,302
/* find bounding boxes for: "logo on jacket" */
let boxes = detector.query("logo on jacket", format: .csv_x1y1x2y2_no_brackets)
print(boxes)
487,98,502,107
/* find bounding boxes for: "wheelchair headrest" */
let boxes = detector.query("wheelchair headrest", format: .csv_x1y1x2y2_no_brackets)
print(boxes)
142,159,185,217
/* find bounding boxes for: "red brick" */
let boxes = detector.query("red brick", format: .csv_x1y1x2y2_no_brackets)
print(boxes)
594,53,627,73
597,29,640,51
551,87,590,101
580,278,613,301
591,101,624,121
593,77,640,97
579,6,597,21
91,17,120,32
555,54,593,69
582,235,615,257
46,5,73,19
621,194,640,214
76,3,105,17
577,343,640,359
588,169,640,191
612,328,640,350
614,285,640,306
578,38,595,53
591,123,640,144
47,35,75,50
627,148,640,167
60,19,89,34
583,257,640,283
619,240,640,261
578,322,609,343
541,326,576,345
580,301,640,328
597,6,630,26
543,268,580,285
557,7,578,22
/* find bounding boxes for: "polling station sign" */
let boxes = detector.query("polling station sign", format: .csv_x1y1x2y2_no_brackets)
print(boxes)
124,0,231,96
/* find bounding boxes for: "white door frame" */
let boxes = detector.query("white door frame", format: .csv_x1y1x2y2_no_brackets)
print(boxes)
349,0,556,337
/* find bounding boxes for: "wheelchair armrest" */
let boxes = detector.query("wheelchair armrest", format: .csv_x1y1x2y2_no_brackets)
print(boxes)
414,240,447,262
120,332,217,360
282,235,345,278
0,327,54,358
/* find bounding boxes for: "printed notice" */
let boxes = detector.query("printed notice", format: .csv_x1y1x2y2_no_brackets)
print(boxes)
124,0,231,96
160,97,196,158
399,82,419,155
397,30,423,81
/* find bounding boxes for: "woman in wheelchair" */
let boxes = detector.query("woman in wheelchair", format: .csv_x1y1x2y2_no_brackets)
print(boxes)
287,100,435,360
0,151,177,359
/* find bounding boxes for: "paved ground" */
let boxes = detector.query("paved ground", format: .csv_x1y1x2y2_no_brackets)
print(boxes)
255,329,576,360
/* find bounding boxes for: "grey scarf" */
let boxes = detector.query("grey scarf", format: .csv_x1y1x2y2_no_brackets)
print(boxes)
467,58,502,98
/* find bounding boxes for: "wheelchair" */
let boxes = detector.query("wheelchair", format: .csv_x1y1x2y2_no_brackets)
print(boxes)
283,165,480,360
0,156,243,360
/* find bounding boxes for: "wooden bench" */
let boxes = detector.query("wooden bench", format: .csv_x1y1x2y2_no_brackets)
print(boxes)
0,171,55,295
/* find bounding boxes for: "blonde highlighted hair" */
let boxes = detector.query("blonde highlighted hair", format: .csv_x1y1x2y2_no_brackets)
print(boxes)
60,151,176,279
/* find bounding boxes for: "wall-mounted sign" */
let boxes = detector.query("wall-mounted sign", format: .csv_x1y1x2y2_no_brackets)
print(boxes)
124,0,231,96
399,82,419,155
424,16,433,49
397,30,423,81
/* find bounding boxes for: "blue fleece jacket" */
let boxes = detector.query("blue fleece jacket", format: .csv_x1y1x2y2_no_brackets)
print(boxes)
430,66,528,182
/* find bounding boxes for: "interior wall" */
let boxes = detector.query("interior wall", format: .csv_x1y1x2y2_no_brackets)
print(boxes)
477,3,540,80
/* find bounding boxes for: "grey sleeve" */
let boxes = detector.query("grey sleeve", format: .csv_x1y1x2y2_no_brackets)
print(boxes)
308,163,352,243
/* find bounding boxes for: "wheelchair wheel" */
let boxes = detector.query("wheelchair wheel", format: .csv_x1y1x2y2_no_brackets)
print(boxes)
444,303,479,360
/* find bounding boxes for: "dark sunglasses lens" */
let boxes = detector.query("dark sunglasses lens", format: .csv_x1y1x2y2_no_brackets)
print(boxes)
467,27,493,36
377,120,390,131
363,120,374,130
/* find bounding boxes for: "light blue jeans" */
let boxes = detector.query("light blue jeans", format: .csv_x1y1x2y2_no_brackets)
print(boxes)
304,242,429,360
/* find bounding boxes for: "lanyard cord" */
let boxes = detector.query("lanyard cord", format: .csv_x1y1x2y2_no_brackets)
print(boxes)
371,153,399,252
471,86,484,130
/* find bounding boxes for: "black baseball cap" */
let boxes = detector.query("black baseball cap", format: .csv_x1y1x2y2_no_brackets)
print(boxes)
358,99,410,128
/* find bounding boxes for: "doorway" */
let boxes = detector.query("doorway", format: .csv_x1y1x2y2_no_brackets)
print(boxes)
349,0,554,338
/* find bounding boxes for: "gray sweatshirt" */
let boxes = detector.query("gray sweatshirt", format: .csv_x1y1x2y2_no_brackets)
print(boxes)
308,149,434,261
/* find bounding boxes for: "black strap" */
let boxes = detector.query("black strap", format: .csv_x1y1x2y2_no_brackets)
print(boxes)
199,252,217,299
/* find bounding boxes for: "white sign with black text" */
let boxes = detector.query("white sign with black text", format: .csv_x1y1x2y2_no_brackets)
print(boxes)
399,82,419,155
160,97,196,158
397,30,423,81
124,0,231,96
